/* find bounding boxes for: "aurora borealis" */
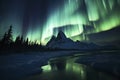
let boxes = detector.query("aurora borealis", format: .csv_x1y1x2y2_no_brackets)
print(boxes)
0,0,120,45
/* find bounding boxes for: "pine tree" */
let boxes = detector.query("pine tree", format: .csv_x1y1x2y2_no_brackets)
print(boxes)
7,25,13,44
0,25,13,51
15,35,21,45
20,35,23,44
1,25,13,45
26,38,29,45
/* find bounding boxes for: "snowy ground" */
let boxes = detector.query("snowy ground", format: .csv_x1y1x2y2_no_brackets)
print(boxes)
0,51,78,80
0,50,120,80
76,51,120,78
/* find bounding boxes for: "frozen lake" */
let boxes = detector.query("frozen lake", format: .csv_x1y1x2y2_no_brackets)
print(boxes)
0,50,120,80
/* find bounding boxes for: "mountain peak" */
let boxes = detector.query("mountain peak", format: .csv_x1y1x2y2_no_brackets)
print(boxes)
56,31,67,40
46,30,100,49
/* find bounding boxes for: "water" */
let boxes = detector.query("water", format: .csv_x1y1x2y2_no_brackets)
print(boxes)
24,55,119,80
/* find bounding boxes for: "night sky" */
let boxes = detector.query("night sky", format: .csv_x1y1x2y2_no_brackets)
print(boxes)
0,0,120,45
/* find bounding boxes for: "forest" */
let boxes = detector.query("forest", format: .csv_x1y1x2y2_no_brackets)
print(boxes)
0,25,45,54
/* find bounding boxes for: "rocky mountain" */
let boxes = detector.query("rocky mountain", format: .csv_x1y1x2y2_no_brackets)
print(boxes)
46,31,99,50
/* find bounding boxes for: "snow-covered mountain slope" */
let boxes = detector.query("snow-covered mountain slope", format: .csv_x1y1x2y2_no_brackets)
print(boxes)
47,31,99,49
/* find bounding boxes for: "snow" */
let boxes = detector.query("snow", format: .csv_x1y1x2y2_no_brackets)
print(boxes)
47,31,99,49
1,50,119,80
0,51,78,80
76,52,120,77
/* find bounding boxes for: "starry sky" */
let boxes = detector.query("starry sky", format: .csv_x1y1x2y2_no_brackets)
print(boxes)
0,0,120,45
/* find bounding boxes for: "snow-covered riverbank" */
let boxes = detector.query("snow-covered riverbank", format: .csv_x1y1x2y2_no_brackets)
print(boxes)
0,51,79,80
0,50,120,80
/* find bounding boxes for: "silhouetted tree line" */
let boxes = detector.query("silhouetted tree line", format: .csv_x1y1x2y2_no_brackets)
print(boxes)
0,25,44,54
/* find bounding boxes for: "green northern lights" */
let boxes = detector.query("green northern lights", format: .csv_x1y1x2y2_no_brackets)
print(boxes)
0,0,120,45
